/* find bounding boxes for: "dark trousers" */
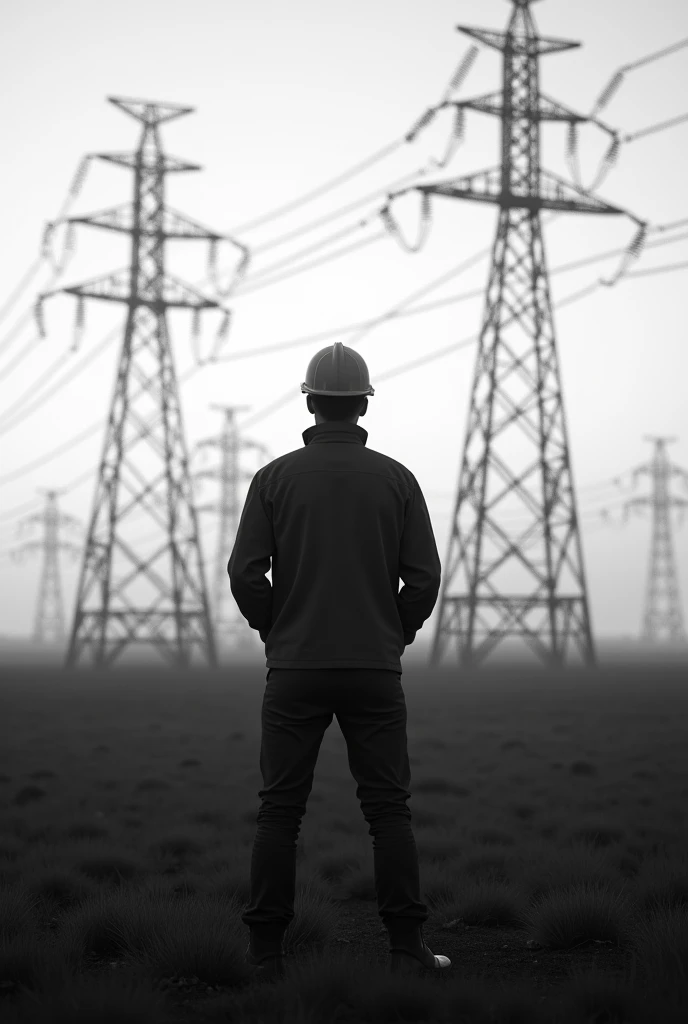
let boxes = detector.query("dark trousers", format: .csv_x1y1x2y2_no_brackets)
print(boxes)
241,667,428,942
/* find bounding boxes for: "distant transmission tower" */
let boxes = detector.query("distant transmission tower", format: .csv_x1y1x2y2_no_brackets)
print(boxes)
425,0,645,668
10,490,82,644
38,97,245,669
192,405,271,651
622,436,688,644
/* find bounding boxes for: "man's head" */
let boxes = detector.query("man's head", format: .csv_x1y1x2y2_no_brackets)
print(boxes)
306,393,368,425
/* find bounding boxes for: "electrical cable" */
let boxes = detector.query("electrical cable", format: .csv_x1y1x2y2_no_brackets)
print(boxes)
0,335,44,384
623,111,688,144
223,43,479,239
0,259,44,328
0,420,103,486
250,164,442,258
234,216,378,290
651,216,688,233
0,157,91,333
624,259,688,278
0,325,121,434
1,209,685,497
204,159,454,293
230,253,688,435
227,140,406,236
0,307,36,362
0,244,681,534
589,35,688,118
0,494,49,526
572,35,688,195
231,228,388,298
0,157,91,356
549,229,688,280
3,223,686,441
622,35,688,73
0,260,74,365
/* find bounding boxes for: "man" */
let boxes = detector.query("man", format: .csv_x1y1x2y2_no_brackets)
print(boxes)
227,341,450,979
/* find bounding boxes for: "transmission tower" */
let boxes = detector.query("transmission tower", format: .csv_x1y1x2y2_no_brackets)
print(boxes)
10,490,82,644
622,436,688,644
426,0,643,668
192,405,271,652
38,96,242,670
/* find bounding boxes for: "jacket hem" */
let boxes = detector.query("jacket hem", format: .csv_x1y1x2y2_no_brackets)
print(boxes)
265,658,402,672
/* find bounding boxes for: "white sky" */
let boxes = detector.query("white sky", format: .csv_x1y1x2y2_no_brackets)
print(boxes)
1,0,687,650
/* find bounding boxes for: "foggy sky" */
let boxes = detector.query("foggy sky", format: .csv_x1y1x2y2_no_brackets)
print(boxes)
1,0,687,646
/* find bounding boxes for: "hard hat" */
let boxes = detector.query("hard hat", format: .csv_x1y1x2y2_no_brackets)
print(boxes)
300,342,375,397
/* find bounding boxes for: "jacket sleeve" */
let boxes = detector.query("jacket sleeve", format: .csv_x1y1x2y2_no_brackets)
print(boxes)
227,472,274,635
396,477,442,638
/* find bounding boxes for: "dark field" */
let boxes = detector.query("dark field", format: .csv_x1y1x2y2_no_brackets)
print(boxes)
0,658,687,1022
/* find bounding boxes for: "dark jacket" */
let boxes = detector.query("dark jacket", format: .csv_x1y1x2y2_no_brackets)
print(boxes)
227,420,442,672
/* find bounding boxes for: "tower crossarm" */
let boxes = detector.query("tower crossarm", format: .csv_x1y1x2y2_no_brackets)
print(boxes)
623,495,651,522
10,538,81,561
460,25,579,57
669,464,688,487
67,203,229,241
417,166,625,215
45,270,222,310
240,439,272,459
448,90,589,125
94,151,200,174
192,464,254,485
10,540,44,562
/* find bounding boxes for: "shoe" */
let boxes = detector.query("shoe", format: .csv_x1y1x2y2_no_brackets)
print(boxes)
244,943,286,980
389,936,451,975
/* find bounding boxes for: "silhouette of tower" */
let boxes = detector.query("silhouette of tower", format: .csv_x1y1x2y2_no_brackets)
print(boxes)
192,405,271,652
425,0,642,667
10,490,82,644
38,97,243,669
623,436,688,643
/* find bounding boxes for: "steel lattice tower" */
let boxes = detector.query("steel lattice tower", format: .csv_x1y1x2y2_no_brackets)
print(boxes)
427,0,633,668
10,490,82,644
623,436,688,644
192,405,271,651
45,97,229,669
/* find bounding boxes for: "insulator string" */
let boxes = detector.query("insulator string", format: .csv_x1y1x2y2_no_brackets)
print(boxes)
34,298,46,339
71,295,86,353
600,222,648,287
210,310,232,361
565,121,582,190
380,191,433,254
446,45,479,97
435,104,466,169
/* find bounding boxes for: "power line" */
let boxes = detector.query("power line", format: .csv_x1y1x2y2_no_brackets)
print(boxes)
0,259,44,328
0,157,91,333
250,164,438,257
234,215,379,291
223,42,480,237
590,35,688,118
623,35,688,73
0,334,44,384
227,140,405,235
625,259,688,278
0,307,36,362
233,228,388,298
624,111,688,145
2,220,685,442
0,258,679,544
0,325,120,433
0,421,103,485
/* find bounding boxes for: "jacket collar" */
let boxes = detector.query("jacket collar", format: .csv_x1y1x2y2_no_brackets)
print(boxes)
302,421,368,447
